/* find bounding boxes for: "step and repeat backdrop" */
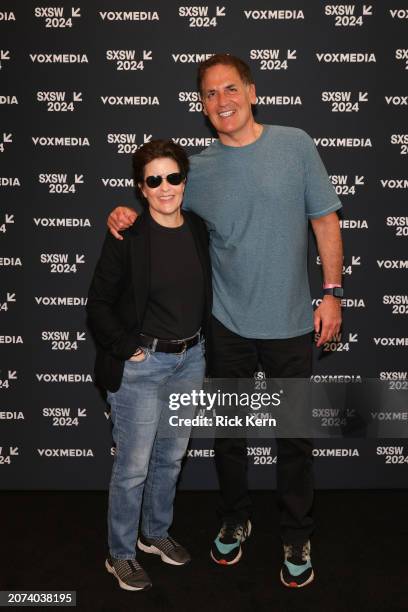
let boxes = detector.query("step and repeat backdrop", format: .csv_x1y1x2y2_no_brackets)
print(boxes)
1,1,407,489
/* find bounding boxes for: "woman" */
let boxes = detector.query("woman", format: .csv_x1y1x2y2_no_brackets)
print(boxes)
87,140,212,591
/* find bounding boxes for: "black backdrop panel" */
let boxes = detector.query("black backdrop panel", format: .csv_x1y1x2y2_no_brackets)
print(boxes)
0,1,407,489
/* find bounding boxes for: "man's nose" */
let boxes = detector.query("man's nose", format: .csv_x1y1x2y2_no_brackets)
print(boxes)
217,91,228,106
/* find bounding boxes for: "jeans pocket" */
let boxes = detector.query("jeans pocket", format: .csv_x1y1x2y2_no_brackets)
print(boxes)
126,348,151,364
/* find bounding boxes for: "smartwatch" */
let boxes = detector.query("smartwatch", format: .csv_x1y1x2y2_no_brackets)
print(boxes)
323,287,343,298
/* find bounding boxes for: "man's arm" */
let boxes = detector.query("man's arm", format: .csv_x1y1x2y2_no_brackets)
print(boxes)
310,212,343,348
107,206,138,240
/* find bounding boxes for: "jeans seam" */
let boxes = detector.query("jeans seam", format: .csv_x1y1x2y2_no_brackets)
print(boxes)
108,399,122,553
143,434,159,538
110,402,121,484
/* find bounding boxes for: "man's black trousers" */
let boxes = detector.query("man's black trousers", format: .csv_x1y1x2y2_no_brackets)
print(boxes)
210,316,314,545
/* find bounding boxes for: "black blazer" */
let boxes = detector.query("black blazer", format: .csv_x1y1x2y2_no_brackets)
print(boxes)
87,210,212,392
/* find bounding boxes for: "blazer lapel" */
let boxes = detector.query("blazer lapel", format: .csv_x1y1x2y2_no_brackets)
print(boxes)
129,214,151,327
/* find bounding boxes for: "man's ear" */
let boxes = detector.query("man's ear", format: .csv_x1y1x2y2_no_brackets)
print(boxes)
248,83,257,105
201,94,209,116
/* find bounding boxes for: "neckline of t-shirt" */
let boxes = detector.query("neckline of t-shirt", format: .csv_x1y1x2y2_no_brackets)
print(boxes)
214,124,270,152
149,213,186,233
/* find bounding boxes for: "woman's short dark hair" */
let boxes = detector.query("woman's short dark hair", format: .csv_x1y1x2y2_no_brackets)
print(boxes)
133,140,189,203
197,53,254,95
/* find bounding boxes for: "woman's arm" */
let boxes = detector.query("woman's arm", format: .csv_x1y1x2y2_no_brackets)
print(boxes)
87,231,140,360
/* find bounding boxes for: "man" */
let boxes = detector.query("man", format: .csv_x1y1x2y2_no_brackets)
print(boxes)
107,54,343,588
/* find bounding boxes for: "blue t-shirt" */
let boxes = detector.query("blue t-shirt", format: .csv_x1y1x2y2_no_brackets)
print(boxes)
183,125,342,339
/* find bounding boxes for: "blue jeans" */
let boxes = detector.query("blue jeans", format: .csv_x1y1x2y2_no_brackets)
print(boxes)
107,341,205,560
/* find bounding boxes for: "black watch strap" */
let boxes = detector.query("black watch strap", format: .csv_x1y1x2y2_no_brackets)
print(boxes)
323,287,344,298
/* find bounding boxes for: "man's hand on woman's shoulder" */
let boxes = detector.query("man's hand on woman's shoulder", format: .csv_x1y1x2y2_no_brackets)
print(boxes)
107,206,138,240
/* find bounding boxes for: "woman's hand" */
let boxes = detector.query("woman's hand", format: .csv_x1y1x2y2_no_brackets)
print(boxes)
129,348,147,362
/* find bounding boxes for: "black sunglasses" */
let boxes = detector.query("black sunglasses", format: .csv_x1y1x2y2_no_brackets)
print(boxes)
144,173,185,189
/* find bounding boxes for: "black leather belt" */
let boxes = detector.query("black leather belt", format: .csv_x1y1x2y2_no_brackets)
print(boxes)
139,332,200,354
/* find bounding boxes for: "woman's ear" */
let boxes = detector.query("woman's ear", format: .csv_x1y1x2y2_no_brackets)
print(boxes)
138,182,146,199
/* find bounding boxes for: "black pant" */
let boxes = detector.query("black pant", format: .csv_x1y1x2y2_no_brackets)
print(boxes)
210,316,314,544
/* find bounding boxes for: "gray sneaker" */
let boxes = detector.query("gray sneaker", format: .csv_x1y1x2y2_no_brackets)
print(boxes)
105,555,152,591
137,534,191,565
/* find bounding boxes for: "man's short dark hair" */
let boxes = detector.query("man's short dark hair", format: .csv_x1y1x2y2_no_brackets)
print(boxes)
197,54,254,95
132,140,189,203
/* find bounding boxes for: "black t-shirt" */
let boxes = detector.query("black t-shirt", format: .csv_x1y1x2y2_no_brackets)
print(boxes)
141,215,205,340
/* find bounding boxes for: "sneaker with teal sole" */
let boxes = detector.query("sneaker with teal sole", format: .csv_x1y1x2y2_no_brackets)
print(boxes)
210,520,251,565
280,540,314,588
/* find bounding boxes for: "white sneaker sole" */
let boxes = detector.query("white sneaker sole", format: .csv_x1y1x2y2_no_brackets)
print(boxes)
137,539,190,566
210,547,242,565
210,520,252,566
280,568,315,588
105,559,150,591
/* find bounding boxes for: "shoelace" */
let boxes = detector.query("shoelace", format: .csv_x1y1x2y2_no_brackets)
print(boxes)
148,536,180,555
286,543,309,564
114,559,142,578
220,522,245,541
